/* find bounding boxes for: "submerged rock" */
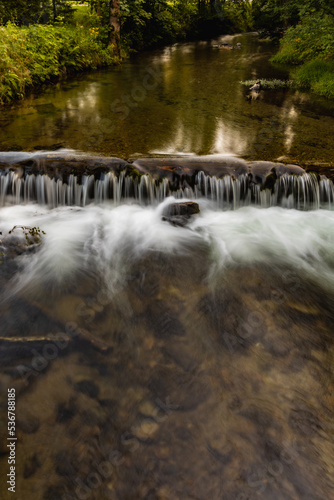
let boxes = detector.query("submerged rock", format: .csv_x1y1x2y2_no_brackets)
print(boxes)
132,155,249,187
249,160,305,185
162,201,200,227
163,201,200,217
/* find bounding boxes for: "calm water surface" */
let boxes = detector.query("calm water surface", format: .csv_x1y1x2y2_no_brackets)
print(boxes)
1,33,334,164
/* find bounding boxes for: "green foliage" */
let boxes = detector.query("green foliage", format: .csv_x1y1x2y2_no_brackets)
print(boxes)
224,1,254,33
0,0,74,25
0,23,116,104
272,14,334,65
8,226,46,245
293,60,334,97
312,72,334,98
293,60,334,86
271,13,334,98
0,226,46,263
252,0,334,32
72,5,98,27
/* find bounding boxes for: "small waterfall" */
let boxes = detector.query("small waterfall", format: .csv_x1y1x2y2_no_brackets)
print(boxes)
0,169,333,210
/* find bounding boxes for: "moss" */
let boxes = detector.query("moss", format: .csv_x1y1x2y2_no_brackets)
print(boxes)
124,165,143,182
263,172,277,192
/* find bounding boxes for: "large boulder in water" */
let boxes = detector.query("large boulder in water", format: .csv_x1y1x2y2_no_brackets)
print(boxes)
162,201,200,227
248,161,305,186
132,155,249,190
0,152,130,179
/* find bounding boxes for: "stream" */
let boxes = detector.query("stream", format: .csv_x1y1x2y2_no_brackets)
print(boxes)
0,33,334,500
0,33,334,164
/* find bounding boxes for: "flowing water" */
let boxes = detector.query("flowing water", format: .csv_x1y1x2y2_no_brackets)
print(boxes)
1,167,334,210
1,33,334,500
1,202,334,499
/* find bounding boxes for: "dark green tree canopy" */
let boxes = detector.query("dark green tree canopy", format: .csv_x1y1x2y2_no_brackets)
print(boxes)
0,0,73,24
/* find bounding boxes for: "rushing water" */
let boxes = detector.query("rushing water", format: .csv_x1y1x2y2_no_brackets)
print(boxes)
1,168,334,210
1,33,334,163
1,32,334,500
1,201,334,499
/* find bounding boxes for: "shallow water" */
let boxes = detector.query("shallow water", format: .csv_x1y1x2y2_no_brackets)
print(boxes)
1,33,334,164
0,202,334,499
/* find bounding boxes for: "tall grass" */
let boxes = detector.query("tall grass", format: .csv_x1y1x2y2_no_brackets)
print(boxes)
293,60,334,98
272,14,334,98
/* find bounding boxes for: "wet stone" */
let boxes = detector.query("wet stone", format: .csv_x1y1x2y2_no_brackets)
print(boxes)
148,366,209,411
239,405,278,432
23,453,41,479
161,344,198,373
228,395,242,411
56,398,77,423
17,414,40,434
133,419,159,440
99,398,117,414
163,201,200,217
162,202,200,227
80,407,107,426
43,484,68,500
139,400,159,419
288,408,322,437
74,379,100,399
206,444,234,466
262,337,291,358
146,302,186,338
54,450,79,479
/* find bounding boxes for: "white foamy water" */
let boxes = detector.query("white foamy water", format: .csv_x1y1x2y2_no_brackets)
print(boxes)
1,200,334,296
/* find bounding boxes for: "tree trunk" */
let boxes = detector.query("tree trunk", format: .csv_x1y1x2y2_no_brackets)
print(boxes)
52,0,57,22
109,0,121,57
97,0,101,18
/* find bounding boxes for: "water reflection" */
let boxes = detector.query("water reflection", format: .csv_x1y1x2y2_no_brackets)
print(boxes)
0,33,334,163
279,96,299,153
211,117,250,155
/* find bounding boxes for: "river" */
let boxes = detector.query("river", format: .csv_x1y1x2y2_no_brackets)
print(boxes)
0,33,334,500
0,32,334,164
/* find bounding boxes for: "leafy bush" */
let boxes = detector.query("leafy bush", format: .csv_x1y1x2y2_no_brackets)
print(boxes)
272,14,334,98
272,14,334,65
0,23,116,104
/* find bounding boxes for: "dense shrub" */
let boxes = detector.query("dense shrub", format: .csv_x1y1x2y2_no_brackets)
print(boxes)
272,14,334,98
0,23,116,104
272,14,334,65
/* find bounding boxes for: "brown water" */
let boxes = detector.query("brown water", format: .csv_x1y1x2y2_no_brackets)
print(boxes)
0,204,334,499
1,33,334,164
1,32,334,500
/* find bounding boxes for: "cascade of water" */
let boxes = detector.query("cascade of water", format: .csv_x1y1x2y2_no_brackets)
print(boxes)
0,169,333,210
